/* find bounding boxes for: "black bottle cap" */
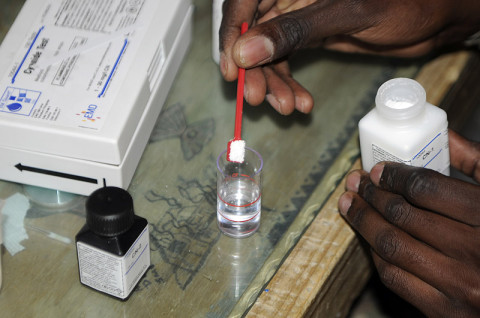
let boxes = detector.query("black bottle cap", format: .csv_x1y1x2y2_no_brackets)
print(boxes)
86,187,135,237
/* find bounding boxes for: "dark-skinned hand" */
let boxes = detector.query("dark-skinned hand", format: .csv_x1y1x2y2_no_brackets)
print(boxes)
338,130,480,317
219,0,480,115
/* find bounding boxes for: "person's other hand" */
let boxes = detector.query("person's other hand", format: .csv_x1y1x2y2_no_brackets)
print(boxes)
338,130,480,317
219,0,480,115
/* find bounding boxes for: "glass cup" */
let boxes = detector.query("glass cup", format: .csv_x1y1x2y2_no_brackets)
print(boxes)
216,147,263,238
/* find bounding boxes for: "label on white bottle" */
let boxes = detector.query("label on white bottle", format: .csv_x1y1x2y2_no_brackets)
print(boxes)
77,226,150,299
371,128,449,174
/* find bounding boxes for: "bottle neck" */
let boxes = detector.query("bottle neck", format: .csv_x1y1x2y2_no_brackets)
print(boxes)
376,99,426,121
375,78,427,121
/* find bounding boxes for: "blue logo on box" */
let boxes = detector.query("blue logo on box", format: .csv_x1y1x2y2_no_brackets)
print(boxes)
8,102,22,112
0,87,41,116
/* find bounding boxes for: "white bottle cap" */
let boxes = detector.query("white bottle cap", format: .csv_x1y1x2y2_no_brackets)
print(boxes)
375,78,426,120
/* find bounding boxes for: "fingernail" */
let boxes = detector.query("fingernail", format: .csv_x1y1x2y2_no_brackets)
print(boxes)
370,164,385,185
338,192,353,216
266,94,284,114
345,171,361,192
220,52,228,77
295,97,305,113
239,36,274,65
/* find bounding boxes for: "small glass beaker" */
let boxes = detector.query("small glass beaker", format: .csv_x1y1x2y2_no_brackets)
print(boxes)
216,147,263,238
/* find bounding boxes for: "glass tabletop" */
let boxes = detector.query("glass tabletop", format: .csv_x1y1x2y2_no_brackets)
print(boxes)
0,0,423,317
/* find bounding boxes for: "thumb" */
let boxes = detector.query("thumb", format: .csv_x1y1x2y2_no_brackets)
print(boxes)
232,12,309,68
232,1,371,68
449,129,480,182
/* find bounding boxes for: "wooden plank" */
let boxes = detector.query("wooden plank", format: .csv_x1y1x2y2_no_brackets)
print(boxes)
415,51,471,106
247,160,369,318
438,51,480,131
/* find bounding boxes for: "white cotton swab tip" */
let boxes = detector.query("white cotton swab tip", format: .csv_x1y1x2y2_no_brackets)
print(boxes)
227,139,245,163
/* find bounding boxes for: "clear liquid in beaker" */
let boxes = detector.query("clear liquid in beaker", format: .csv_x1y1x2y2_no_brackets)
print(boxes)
217,178,261,238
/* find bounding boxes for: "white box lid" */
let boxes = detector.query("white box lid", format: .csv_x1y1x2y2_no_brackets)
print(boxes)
0,0,191,165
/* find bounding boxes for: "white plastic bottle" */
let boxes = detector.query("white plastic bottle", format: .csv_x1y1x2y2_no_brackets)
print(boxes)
212,0,225,64
359,78,450,175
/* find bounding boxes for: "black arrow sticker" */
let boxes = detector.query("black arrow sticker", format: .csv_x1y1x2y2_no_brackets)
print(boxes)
15,163,98,184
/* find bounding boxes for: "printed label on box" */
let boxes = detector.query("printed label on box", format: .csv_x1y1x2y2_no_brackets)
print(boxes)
0,0,156,130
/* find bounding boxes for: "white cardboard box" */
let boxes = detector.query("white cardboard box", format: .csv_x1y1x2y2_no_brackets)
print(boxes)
0,0,193,195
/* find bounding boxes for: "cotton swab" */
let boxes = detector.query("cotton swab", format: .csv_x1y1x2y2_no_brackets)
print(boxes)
227,22,248,163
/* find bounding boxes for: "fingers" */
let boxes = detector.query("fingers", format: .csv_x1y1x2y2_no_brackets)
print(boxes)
449,129,480,182
239,60,314,114
219,1,314,114
369,162,480,225
372,252,480,317
338,190,472,303
272,61,313,114
340,170,480,317
262,66,295,115
371,252,448,318
345,170,479,263
219,0,375,114
244,67,267,106
260,61,313,114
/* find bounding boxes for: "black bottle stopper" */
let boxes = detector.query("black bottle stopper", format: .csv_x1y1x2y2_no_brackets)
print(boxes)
85,186,135,237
